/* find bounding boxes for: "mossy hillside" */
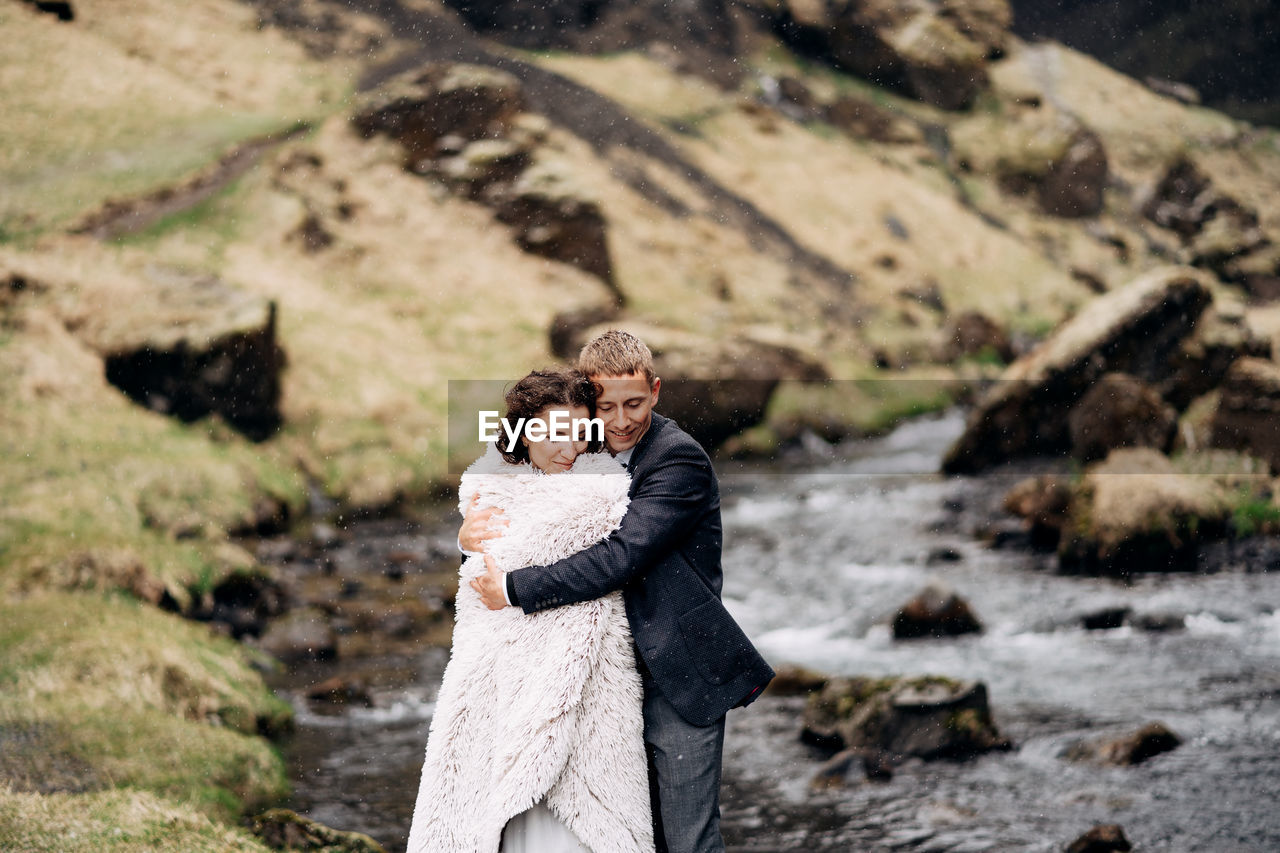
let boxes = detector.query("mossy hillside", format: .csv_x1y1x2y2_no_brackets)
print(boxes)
0,593,290,819
0,274,307,603
0,786,275,853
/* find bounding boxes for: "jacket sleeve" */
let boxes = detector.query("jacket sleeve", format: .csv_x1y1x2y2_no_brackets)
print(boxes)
508,441,713,612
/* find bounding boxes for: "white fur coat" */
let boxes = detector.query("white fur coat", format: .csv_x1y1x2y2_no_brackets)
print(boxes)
407,446,653,853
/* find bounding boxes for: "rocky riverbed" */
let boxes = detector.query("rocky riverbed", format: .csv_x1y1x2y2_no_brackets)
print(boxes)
247,413,1280,852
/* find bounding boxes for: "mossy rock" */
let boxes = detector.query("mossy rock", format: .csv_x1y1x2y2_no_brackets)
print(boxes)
801,675,1010,759
250,809,385,853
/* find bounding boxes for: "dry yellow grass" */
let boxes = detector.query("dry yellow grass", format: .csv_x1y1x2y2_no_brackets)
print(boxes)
0,0,346,237
0,786,272,853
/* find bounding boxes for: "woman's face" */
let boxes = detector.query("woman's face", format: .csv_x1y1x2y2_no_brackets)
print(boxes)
524,404,591,473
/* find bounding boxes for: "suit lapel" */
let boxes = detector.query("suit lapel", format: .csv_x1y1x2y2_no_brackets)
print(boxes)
626,412,665,475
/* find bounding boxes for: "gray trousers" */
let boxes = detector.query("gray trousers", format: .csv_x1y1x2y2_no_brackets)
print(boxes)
642,671,727,853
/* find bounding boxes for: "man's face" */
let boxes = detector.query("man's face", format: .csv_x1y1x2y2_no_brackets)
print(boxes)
591,372,659,454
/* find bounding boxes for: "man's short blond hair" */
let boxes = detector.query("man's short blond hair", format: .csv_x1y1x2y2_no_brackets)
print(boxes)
577,329,657,386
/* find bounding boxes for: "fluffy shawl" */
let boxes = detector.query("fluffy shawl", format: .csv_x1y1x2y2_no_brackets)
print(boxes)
407,446,652,853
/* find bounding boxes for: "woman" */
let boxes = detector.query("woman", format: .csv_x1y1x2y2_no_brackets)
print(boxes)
407,370,653,853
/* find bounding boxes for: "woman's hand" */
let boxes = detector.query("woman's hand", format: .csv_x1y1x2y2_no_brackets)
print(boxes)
470,552,509,610
459,495,508,552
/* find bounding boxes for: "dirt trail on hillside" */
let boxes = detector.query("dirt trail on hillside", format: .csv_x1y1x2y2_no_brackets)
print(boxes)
71,123,312,240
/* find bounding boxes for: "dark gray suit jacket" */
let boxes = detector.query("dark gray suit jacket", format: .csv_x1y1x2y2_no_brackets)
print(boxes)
508,412,775,727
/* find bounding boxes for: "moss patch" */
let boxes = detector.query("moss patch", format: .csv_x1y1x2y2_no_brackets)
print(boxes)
0,786,274,852
0,594,290,819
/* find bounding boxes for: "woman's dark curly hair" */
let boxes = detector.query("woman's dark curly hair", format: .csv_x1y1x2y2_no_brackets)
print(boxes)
498,369,601,464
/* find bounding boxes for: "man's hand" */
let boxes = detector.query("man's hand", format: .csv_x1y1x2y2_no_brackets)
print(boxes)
470,553,509,610
459,496,508,552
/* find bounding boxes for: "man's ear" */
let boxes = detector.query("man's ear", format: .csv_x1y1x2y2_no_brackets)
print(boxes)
650,376,661,405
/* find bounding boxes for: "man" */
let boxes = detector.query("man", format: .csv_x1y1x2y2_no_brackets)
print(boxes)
463,329,775,853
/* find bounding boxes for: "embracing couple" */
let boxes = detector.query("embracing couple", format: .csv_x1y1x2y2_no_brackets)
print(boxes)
407,330,775,852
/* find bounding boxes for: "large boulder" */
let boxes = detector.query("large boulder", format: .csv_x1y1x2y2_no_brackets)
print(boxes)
1210,357,1280,471
74,270,285,441
951,107,1108,217
769,0,1004,110
563,323,828,450
351,64,524,170
1066,373,1177,463
1058,448,1233,574
802,675,1010,760
942,269,1212,474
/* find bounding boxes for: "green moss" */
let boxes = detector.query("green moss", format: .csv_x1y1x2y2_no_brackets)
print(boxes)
0,594,291,821
1230,492,1280,537
0,787,275,852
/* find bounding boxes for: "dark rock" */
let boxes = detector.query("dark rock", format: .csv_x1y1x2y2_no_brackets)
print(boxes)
439,0,738,81
1140,157,1217,240
1002,475,1072,549
925,546,963,564
1066,824,1132,853
802,676,1010,760
892,582,983,639
824,94,922,144
19,1,74,21
549,303,622,360
1224,245,1280,304
561,325,827,451
1131,612,1186,632
305,676,373,707
1067,373,1177,463
90,271,284,441
765,0,1002,110
1159,307,1271,410
1080,607,1131,631
257,607,338,664
191,568,291,639
1139,156,1263,269
765,664,830,697
436,138,532,200
1037,128,1108,218
1065,721,1182,766
936,310,1014,364
251,808,386,852
495,165,618,290
1211,357,1280,471
290,211,334,253
943,269,1213,474
352,64,524,167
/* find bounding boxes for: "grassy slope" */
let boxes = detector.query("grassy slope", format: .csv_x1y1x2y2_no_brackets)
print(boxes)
0,2,337,847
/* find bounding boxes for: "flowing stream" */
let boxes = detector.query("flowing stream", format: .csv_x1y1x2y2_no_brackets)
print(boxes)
269,413,1280,851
